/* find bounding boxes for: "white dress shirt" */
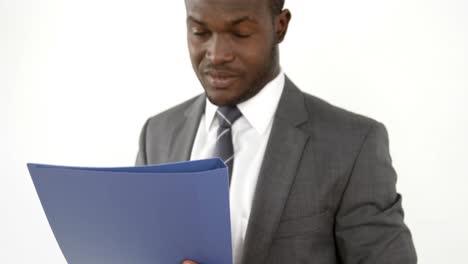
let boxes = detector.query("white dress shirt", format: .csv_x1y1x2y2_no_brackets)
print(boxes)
190,71,285,264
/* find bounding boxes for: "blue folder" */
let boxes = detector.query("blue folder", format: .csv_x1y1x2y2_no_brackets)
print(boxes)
27,159,232,264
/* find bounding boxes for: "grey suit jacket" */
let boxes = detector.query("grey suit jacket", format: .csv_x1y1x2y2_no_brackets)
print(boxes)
136,77,417,264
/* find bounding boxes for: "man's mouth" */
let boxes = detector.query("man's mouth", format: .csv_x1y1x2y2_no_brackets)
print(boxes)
204,71,239,89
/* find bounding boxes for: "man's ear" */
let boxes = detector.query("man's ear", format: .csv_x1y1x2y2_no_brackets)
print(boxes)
275,9,291,43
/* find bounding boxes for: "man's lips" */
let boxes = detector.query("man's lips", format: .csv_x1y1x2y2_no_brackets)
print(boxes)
204,71,239,89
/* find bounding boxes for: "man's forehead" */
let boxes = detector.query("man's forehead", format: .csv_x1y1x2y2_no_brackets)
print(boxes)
185,0,268,13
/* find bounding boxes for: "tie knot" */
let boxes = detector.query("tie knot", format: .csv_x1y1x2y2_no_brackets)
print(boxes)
216,106,242,128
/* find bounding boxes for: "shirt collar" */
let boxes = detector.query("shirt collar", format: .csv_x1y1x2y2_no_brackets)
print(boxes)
204,70,285,135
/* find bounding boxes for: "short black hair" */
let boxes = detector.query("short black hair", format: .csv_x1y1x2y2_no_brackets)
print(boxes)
269,0,285,15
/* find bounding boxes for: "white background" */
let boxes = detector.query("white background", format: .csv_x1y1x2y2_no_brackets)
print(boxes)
1,0,467,263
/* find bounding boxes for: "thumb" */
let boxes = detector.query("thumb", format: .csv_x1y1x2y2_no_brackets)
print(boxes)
182,260,199,264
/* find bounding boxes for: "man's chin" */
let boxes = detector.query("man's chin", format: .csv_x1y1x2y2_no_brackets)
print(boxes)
205,91,240,107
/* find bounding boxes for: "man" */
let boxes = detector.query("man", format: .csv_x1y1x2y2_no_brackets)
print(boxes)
136,0,417,263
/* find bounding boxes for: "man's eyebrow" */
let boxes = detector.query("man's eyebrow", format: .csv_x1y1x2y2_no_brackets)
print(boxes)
230,16,257,25
187,15,257,26
187,16,207,26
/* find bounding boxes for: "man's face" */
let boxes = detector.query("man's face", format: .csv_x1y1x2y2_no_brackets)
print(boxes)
185,0,287,106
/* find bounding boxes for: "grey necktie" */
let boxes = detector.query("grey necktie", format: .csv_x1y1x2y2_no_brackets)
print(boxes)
213,106,242,182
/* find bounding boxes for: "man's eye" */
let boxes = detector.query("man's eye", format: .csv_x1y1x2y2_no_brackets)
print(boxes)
233,32,251,38
191,28,209,36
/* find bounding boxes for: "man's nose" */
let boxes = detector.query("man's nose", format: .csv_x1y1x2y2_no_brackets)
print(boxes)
205,34,235,65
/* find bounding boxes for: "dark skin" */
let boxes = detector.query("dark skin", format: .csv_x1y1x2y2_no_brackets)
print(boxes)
185,0,291,107
182,0,290,263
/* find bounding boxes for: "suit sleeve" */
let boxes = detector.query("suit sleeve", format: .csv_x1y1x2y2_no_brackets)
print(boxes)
135,119,149,166
335,122,417,263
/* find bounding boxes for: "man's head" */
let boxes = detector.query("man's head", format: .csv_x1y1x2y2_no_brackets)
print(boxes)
185,0,291,106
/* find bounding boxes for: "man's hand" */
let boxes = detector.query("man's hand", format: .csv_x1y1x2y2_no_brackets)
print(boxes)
182,260,199,264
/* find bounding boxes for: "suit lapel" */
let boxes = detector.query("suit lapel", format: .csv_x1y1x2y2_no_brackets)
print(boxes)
241,77,310,264
167,95,205,162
